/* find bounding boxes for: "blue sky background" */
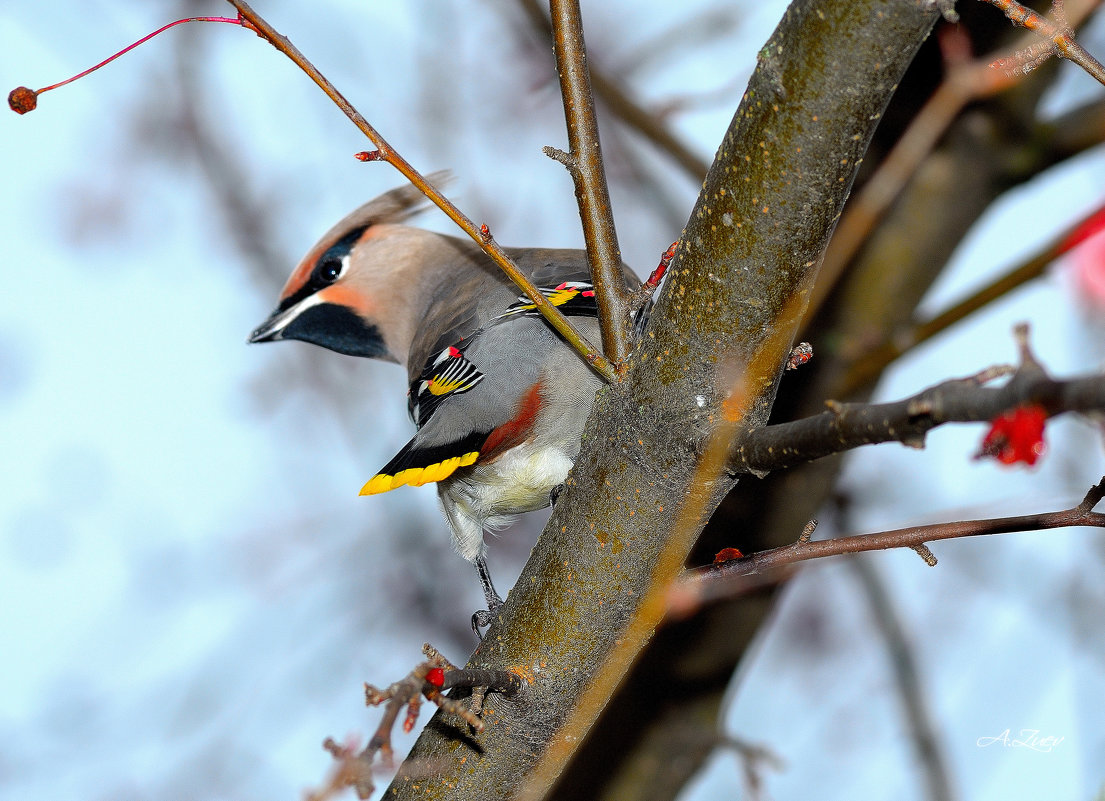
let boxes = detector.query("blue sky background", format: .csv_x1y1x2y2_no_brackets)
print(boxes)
1,1,1104,799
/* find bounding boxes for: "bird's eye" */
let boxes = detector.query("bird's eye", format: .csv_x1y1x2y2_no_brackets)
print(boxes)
317,257,343,283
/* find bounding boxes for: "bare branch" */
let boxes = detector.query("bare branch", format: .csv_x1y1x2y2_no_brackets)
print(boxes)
679,477,1105,607
312,644,527,800
1037,97,1105,159
979,0,1105,85
836,200,1105,395
730,356,1105,476
806,0,1101,324
849,557,954,801
547,0,632,368
716,734,785,797
517,0,709,180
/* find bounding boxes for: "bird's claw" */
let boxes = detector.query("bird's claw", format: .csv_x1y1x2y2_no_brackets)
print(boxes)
471,596,503,640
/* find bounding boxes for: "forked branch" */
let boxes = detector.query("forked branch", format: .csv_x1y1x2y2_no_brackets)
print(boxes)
546,0,634,369
730,327,1105,475
808,0,1103,324
836,201,1105,395
310,644,526,800
979,0,1105,85
677,477,1105,608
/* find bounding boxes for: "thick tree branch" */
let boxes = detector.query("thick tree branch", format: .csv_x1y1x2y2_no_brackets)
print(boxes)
1039,96,1105,159
581,7,1104,796
679,478,1105,607
730,360,1105,476
224,0,617,382
547,0,633,369
387,3,940,800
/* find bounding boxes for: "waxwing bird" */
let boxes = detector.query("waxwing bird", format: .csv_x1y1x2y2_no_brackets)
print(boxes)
249,177,637,633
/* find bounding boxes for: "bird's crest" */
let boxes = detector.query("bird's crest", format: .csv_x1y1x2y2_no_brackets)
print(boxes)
280,171,453,302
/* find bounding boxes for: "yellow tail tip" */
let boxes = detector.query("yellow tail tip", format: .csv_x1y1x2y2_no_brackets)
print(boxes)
359,451,481,496
359,474,394,496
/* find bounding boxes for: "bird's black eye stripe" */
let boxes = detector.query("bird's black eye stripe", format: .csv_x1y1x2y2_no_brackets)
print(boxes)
308,224,367,290
277,225,368,312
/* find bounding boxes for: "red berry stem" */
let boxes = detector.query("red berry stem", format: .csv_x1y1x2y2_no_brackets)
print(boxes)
9,15,249,114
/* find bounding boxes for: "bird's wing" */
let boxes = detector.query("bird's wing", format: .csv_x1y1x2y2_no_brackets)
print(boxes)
360,342,489,495
494,280,598,320
361,302,584,496
363,238,638,497
403,241,639,385
407,343,486,428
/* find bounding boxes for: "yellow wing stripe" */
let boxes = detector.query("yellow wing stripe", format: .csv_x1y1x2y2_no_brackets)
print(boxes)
427,375,468,396
358,451,480,496
546,286,581,306
510,287,579,313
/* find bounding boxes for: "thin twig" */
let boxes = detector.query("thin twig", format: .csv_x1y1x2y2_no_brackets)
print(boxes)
678,477,1105,607
516,0,709,180
314,644,528,800
835,200,1105,396
224,0,617,382
547,0,632,369
716,733,785,798
849,556,955,801
978,0,1105,85
628,240,676,312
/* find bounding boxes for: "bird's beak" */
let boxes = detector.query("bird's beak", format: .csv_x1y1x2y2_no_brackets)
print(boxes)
247,295,391,359
248,289,327,343
248,306,293,344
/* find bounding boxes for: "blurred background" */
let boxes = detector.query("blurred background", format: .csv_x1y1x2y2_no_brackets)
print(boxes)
1,1,1103,799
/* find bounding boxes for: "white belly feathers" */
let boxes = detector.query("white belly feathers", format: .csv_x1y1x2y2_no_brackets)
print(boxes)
438,441,575,562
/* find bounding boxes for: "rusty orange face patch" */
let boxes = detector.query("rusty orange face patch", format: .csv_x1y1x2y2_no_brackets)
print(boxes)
317,283,373,318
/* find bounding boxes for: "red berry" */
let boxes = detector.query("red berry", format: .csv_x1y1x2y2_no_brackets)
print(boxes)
8,86,38,115
425,667,445,687
977,405,1047,466
713,547,744,564
1057,204,1105,255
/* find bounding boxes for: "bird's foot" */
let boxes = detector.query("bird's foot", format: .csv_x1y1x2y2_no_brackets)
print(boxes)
470,600,503,640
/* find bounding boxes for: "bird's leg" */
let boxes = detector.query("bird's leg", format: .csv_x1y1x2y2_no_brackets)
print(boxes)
476,555,503,611
471,554,504,639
